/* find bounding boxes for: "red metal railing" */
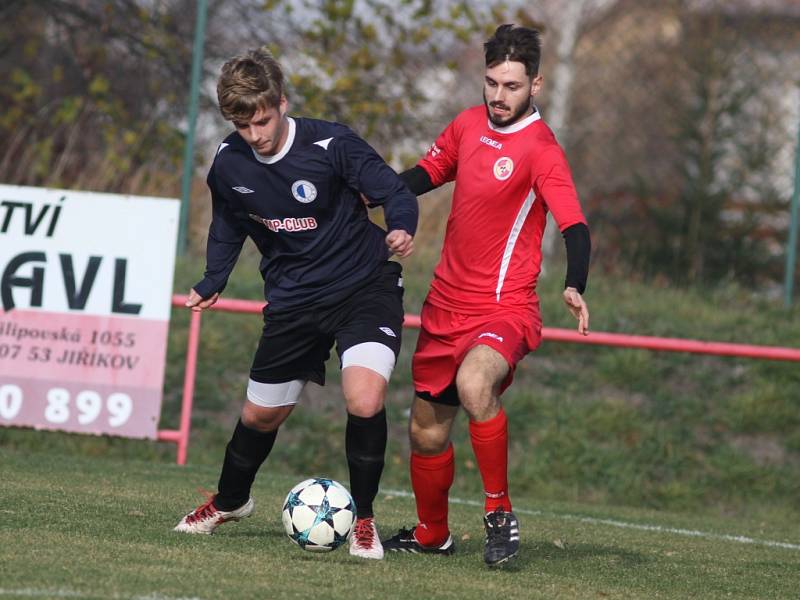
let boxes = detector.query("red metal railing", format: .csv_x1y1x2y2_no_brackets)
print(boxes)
159,295,800,465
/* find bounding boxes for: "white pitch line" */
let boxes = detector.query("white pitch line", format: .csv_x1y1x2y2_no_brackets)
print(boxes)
0,591,84,599
0,590,203,600
382,488,800,551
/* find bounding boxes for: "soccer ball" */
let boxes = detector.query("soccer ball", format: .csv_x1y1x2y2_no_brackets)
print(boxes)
282,477,356,552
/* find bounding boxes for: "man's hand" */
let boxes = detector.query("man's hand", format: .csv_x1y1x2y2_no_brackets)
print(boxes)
185,288,220,313
385,229,414,258
563,287,589,335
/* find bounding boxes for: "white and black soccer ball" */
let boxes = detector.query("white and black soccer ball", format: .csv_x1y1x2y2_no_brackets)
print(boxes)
282,477,356,552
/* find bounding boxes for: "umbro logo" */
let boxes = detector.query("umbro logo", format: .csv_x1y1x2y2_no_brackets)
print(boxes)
379,327,397,338
233,186,254,194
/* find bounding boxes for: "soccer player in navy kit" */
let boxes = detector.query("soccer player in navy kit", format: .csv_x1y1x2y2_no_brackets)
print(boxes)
174,48,418,560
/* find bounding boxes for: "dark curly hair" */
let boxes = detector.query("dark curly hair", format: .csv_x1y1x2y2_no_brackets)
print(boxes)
484,24,541,77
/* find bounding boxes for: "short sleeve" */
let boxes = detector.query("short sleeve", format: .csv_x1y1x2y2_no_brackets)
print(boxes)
417,115,463,186
532,146,586,232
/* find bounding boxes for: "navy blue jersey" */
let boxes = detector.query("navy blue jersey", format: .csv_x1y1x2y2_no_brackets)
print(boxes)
193,117,418,311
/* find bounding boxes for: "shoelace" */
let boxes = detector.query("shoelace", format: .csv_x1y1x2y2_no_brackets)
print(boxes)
353,518,375,546
485,512,511,543
186,497,217,524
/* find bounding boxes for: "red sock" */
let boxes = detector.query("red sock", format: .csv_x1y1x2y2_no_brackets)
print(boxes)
469,407,511,513
410,443,454,547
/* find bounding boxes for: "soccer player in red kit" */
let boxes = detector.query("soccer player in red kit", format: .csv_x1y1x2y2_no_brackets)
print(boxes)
382,24,591,566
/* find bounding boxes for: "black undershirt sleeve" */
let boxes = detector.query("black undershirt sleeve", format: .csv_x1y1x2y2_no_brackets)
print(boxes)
562,222,591,294
399,165,436,196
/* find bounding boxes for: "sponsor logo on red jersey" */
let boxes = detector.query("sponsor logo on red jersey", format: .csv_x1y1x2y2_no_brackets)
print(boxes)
479,135,503,150
428,142,442,158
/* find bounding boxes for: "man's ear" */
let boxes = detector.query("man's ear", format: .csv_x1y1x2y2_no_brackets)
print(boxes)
531,74,544,97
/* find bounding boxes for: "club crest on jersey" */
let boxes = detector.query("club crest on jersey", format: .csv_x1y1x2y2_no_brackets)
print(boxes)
291,180,318,203
493,157,514,181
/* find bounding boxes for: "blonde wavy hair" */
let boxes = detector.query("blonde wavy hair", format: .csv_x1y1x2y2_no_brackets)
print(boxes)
217,47,284,122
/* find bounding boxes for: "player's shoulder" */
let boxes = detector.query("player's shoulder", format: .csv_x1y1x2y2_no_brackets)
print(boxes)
213,131,252,158
452,105,486,128
519,115,565,153
210,131,253,172
433,106,487,142
294,117,354,148
522,116,573,173
217,130,249,150
537,130,567,162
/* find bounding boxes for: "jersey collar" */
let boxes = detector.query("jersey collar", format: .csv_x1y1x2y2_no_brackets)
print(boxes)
252,117,296,164
487,108,541,134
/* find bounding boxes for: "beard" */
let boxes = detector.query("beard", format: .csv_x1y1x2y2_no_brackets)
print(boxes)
483,92,533,127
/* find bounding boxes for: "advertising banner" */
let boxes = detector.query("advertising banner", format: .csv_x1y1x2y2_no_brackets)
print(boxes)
0,185,179,439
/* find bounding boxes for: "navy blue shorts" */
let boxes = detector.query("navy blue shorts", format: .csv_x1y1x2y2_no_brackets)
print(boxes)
250,261,404,385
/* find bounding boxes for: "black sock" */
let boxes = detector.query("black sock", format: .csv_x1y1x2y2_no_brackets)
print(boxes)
345,408,387,519
215,419,277,511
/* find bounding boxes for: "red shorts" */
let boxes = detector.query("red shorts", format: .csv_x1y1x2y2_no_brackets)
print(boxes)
412,300,542,402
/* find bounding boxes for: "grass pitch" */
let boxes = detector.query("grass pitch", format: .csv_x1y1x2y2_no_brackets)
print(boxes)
3,448,799,599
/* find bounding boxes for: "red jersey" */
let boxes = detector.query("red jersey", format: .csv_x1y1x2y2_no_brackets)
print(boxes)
418,105,586,314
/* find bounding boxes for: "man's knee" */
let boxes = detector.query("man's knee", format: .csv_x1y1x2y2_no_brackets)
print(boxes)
455,347,508,418
457,373,505,422
343,365,387,417
346,395,385,418
241,402,293,432
409,398,455,454
456,368,496,405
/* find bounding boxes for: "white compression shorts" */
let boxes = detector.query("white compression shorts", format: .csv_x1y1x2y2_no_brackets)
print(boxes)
246,342,396,407
247,379,306,408
340,341,396,383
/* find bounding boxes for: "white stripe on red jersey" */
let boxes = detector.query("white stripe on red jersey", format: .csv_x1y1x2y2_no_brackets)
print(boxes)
419,105,586,314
